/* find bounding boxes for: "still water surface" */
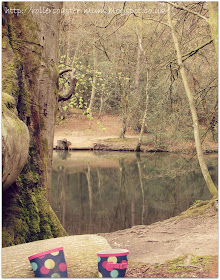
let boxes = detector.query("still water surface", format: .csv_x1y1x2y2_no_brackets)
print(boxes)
51,150,217,235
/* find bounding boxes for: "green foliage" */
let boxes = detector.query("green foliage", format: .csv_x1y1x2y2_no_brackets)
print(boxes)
191,200,203,207
58,57,131,118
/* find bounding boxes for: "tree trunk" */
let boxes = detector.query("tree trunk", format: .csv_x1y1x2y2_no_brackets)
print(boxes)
98,95,106,119
207,2,218,59
119,77,128,138
130,33,144,132
2,2,67,247
136,57,150,152
89,43,97,128
120,115,127,139
167,4,217,197
31,1,63,196
135,35,143,98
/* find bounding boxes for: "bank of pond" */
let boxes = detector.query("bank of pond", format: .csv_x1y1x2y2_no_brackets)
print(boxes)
51,150,217,235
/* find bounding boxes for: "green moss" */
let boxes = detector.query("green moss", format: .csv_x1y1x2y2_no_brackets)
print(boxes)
16,88,31,121
2,60,17,95
170,197,217,221
42,138,48,154
2,168,67,247
42,139,48,169
3,2,41,119
2,230,14,247
42,137,49,186
164,256,186,272
2,92,15,109
39,115,46,130
190,255,213,266
2,97,27,135
2,34,8,48
162,255,214,273
2,116,66,248
35,187,67,239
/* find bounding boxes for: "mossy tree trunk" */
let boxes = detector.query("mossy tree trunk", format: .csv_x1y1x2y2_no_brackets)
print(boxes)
2,2,67,247
167,4,218,197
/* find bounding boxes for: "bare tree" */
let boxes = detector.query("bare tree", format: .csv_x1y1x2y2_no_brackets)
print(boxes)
88,43,98,128
136,54,150,152
167,4,217,197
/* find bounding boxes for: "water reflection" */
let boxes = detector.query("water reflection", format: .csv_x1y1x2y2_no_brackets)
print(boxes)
51,151,218,235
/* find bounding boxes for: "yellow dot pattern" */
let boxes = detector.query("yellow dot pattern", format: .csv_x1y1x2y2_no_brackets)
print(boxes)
51,251,59,256
98,272,103,278
107,256,117,264
44,259,55,269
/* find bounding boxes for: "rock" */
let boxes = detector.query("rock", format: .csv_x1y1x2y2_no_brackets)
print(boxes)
56,138,72,150
2,235,111,278
2,92,30,190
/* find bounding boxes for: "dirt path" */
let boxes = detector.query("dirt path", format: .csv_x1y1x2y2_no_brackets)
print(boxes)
54,113,127,148
54,112,218,153
99,199,218,276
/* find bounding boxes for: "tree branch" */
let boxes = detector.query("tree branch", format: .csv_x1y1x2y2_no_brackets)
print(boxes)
167,39,213,67
142,17,171,28
167,2,207,21
58,69,77,102
58,78,77,102
182,39,213,62
93,44,112,62
105,13,133,38
91,2,126,29
59,68,74,76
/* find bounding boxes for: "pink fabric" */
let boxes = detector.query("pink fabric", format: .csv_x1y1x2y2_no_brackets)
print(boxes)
28,247,63,260
106,261,127,271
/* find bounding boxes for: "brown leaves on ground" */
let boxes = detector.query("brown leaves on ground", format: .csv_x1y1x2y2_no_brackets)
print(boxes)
126,256,218,278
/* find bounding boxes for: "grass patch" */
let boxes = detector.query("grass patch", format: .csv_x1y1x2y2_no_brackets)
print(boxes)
170,197,218,221
162,255,215,273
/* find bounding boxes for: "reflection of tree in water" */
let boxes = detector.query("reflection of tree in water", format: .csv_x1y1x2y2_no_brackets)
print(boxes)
110,159,126,231
86,163,93,233
50,153,217,235
77,172,85,233
97,167,111,232
56,150,71,160
136,152,145,225
56,166,66,228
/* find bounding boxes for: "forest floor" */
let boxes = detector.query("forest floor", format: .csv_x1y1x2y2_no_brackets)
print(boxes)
54,110,218,153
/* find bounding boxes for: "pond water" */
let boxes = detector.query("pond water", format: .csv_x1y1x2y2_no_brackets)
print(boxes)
51,150,218,235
